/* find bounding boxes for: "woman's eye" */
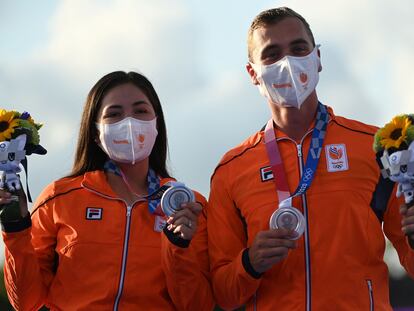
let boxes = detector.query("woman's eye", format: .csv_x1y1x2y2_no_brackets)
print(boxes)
103,112,120,119
135,109,148,114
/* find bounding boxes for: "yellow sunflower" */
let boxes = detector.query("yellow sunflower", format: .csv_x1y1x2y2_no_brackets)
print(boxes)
0,109,20,142
380,115,412,149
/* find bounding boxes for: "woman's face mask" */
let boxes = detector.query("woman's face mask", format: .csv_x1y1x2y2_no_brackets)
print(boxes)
250,45,321,109
96,117,158,165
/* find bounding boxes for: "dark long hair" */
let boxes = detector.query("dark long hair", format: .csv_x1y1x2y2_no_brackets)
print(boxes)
68,71,170,178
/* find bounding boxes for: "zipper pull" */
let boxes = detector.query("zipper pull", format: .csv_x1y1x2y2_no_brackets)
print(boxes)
297,144,302,157
367,280,373,290
126,205,133,217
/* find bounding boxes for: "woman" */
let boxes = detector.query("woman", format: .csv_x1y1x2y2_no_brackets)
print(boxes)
1,71,214,310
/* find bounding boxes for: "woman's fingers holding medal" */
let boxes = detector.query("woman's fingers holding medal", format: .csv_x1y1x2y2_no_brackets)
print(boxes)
0,188,28,218
0,189,12,204
248,229,298,274
166,202,202,240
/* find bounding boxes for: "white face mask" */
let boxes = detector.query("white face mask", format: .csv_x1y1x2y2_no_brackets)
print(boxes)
96,117,158,165
251,45,320,109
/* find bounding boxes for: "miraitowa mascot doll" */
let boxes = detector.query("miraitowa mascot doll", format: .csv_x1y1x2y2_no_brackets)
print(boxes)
0,110,46,221
374,114,414,219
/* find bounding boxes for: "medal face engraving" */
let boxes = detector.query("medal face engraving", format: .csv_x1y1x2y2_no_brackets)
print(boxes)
276,210,298,230
161,184,195,217
269,206,305,240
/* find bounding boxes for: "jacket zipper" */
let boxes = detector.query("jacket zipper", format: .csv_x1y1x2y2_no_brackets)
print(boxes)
81,183,144,311
366,280,374,311
113,204,133,311
276,134,313,311
272,115,331,311
297,143,312,311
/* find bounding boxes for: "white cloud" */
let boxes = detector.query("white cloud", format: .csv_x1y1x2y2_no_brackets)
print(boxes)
34,0,203,99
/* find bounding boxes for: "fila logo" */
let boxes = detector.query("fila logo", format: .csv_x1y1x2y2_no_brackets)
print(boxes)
325,144,349,172
260,166,274,182
86,207,103,220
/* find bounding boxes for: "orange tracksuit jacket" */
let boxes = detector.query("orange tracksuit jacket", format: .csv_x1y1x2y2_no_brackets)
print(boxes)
2,170,214,311
208,106,414,311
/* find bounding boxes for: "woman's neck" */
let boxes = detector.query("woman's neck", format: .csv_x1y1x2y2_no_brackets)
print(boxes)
117,159,149,195
106,158,150,204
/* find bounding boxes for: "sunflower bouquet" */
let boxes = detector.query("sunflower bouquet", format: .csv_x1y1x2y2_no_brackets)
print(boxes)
0,108,47,221
374,114,414,206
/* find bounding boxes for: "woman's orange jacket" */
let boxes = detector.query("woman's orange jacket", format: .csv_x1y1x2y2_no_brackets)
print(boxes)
2,170,214,311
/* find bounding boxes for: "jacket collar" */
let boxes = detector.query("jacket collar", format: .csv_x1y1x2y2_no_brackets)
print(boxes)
80,170,175,199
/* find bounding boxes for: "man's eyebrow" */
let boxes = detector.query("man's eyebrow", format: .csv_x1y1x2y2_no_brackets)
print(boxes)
260,43,280,56
289,38,310,46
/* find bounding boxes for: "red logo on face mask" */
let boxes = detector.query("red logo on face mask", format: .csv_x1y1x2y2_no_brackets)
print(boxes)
300,72,308,84
113,139,129,145
272,83,292,89
138,134,145,143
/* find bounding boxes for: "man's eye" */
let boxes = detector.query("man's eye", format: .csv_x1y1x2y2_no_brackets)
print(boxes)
264,52,279,60
292,46,310,55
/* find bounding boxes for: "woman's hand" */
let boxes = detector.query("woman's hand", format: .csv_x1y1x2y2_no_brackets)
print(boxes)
0,188,29,220
166,202,202,240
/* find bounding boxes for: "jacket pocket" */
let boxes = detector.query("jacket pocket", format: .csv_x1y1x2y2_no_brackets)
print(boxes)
366,279,374,311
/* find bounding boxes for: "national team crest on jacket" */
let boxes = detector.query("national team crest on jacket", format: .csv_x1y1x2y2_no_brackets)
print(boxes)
86,207,103,220
325,144,349,172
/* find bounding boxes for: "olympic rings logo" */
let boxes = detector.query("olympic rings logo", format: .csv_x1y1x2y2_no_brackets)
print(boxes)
303,168,314,182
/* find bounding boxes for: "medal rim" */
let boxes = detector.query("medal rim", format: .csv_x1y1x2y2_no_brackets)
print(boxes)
161,185,195,217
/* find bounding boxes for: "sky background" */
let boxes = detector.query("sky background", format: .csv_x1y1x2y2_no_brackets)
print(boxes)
0,0,413,278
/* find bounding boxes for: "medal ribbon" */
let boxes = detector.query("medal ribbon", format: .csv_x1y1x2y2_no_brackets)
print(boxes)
264,103,329,207
103,160,164,214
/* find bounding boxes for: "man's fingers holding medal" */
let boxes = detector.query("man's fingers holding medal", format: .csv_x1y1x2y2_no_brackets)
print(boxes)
400,204,414,243
166,202,202,240
248,229,298,274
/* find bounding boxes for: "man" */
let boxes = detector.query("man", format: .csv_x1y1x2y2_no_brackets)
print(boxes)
207,7,414,311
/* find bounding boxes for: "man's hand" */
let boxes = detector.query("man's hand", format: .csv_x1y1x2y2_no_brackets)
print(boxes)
248,228,298,274
401,203,414,247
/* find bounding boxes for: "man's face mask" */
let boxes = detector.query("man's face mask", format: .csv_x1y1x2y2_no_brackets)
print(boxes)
250,45,321,109
96,117,158,165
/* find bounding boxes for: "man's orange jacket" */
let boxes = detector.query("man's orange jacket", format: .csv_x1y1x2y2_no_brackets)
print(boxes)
208,106,414,311
2,170,213,310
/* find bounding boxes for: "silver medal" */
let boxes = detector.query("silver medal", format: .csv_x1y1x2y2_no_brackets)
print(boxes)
269,206,305,240
161,183,195,217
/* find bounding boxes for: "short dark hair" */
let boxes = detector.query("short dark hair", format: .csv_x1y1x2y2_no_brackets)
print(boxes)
247,7,316,62
68,71,170,178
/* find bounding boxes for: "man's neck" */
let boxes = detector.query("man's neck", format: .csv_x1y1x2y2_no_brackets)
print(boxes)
269,94,319,142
